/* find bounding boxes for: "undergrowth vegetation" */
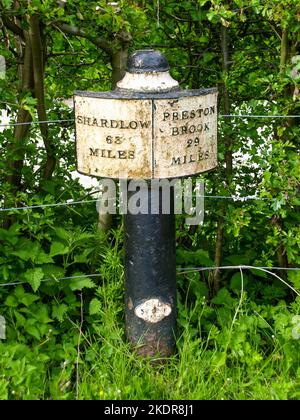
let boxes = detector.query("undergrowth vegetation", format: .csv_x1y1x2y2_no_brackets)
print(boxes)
0,219,299,400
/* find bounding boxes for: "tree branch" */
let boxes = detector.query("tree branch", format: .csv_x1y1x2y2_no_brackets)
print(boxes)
0,13,24,38
3,32,33,228
280,29,288,74
30,14,56,181
55,22,113,56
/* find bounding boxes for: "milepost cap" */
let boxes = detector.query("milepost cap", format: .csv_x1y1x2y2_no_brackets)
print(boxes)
127,49,170,73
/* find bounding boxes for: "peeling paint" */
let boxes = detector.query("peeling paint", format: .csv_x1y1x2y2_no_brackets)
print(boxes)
128,297,133,311
135,299,172,323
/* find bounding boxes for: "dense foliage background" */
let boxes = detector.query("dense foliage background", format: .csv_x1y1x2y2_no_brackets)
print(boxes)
0,0,299,399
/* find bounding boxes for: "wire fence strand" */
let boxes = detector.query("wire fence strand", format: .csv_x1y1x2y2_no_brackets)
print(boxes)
0,194,270,213
220,114,300,119
0,119,73,128
178,265,300,297
0,266,299,295
1,114,300,128
0,198,101,212
177,265,300,272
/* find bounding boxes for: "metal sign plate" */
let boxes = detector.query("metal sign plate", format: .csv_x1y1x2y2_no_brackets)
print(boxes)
75,90,217,179
153,93,217,178
75,96,152,179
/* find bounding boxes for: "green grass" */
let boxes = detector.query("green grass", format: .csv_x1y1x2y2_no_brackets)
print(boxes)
0,227,299,400
74,287,300,400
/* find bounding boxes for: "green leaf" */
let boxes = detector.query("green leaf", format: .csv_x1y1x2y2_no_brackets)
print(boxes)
24,268,44,292
52,303,68,322
288,271,300,290
211,288,236,308
53,227,70,241
35,306,52,324
35,251,53,264
230,272,248,292
42,265,65,280
50,241,69,257
224,254,253,266
11,248,34,261
14,311,26,327
5,295,18,307
249,268,268,279
186,272,209,299
0,224,20,245
211,351,226,369
74,248,93,263
14,285,25,299
89,298,102,315
68,273,96,291
2,0,13,8
11,241,52,263
25,325,40,340
176,248,213,267
19,293,39,307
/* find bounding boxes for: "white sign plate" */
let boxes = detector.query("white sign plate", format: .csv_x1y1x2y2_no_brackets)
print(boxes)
75,96,152,179
75,90,217,179
153,93,217,178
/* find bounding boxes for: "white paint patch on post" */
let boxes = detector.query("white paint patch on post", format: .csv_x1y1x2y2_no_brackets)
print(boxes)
134,298,172,323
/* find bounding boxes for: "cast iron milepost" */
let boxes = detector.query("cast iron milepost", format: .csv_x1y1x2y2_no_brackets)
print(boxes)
123,51,177,357
74,49,218,357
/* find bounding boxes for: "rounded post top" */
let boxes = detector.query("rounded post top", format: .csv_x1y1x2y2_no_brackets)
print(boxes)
127,49,170,73
117,49,178,92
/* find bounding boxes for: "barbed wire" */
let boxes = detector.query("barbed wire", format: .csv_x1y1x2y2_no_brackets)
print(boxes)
0,113,299,128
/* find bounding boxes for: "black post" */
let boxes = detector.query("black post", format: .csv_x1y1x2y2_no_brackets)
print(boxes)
124,184,176,357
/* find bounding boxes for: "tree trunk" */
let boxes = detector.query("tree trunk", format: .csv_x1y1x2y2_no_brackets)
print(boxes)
3,32,33,228
111,48,128,89
280,29,288,75
97,46,129,231
29,14,56,183
210,25,233,294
